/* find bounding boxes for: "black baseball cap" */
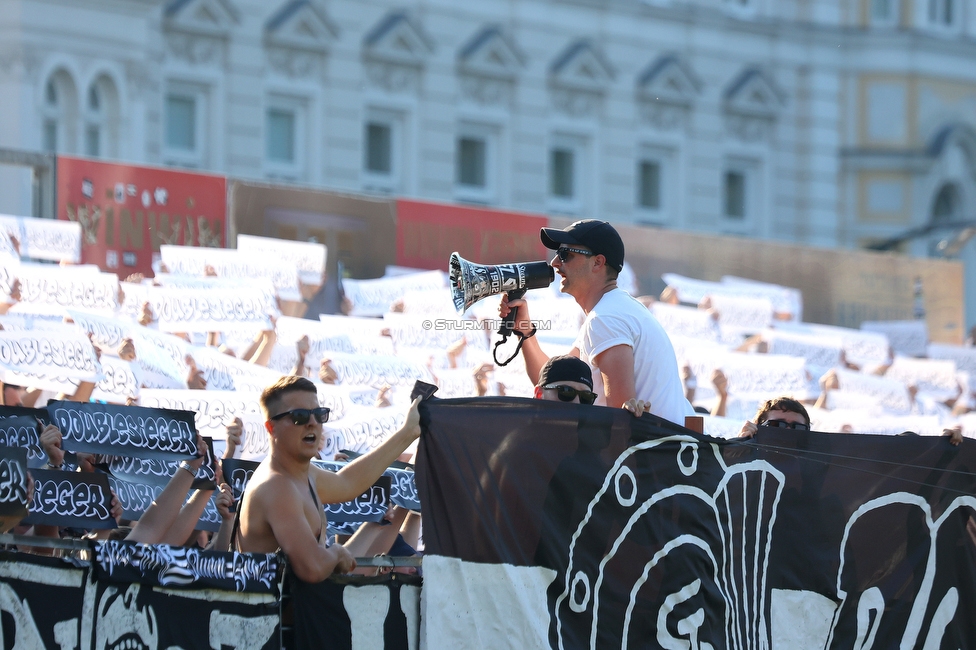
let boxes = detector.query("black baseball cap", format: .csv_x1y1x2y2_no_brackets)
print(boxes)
537,355,593,390
540,220,624,272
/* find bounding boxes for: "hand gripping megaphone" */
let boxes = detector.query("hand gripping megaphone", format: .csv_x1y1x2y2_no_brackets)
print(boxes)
449,253,554,365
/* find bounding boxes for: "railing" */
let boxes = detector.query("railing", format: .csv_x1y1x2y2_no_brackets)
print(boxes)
0,533,423,567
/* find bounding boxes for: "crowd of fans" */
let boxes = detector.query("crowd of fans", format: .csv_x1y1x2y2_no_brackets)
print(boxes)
0,233,971,570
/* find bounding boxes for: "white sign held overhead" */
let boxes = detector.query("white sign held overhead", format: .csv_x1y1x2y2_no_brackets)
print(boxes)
236,235,327,286
0,215,82,263
0,328,102,393
342,271,447,317
16,263,119,312
159,245,302,301
151,286,276,333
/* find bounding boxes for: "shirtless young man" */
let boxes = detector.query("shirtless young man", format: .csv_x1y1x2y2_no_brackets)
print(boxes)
237,375,421,582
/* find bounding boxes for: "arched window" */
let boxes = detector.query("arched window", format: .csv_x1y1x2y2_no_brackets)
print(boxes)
41,69,78,153
84,75,119,158
929,183,962,256
932,184,960,222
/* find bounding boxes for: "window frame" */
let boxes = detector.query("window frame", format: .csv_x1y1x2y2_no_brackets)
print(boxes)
362,107,404,194
163,81,208,169
454,122,498,205
547,133,587,216
635,146,673,224
264,94,307,181
721,157,761,233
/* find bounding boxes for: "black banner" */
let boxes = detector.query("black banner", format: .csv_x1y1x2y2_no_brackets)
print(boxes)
0,550,282,650
0,405,50,424
108,436,217,491
314,459,420,511
225,459,393,524
107,475,224,533
48,400,197,460
108,474,162,521
0,446,29,517
94,540,281,595
290,574,421,650
0,415,42,467
0,552,89,648
25,468,116,529
327,475,390,524
416,397,976,649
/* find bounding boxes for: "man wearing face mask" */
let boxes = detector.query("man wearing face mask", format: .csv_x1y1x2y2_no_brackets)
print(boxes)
501,220,691,423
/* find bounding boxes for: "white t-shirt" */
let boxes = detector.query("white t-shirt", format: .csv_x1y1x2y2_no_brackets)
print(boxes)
574,288,692,424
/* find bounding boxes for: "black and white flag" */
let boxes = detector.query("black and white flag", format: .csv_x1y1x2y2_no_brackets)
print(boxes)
416,397,976,649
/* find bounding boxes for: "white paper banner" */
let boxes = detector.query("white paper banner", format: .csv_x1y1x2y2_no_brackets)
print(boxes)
774,322,890,369
650,303,721,343
884,355,959,400
701,415,746,440
324,405,407,457
236,234,327,286
719,276,803,321
0,327,102,392
17,263,119,312
316,315,396,355
342,270,447,317
129,329,189,390
382,313,490,353
927,343,976,377
139,389,264,437
320,351,434,389
151,286,276,333
706,294,773,332
189,346,284,393
429,368,480,399
0,215,81,263
833,367,912,414
861,320,927,358
267,316,357,375
160,245,301,301
0,312,69,332
0,252,19,299
763,329,843,371
685,351,811,400
395,289,458,316
661,273,803,319
67,308,135,352
88,356,141,403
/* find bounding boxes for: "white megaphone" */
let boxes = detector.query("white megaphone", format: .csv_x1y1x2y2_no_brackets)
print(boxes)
449,252,554,365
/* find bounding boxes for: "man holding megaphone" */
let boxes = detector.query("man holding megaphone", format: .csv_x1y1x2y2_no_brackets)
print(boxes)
499,220,692,424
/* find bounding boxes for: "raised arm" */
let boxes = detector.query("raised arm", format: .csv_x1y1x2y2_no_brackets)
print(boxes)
126,436,206,544
314,398,421,504
499,294,550,383
158,487,215,546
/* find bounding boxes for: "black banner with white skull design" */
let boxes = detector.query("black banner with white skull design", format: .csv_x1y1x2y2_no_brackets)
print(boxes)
415,397,976,649
0,550,281,650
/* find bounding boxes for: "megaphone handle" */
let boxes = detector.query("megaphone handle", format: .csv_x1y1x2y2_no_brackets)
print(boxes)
501,288,526,338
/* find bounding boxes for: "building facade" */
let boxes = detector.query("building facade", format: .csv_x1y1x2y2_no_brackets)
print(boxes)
1,0,975,318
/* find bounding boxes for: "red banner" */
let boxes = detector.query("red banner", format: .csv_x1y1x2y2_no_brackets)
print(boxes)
57,156,227,278
395,199,548,270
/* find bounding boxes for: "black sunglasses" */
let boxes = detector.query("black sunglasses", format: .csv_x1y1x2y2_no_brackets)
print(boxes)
544,384,598,405
555,247,595,263
762,419,809,431
270,407,331,425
